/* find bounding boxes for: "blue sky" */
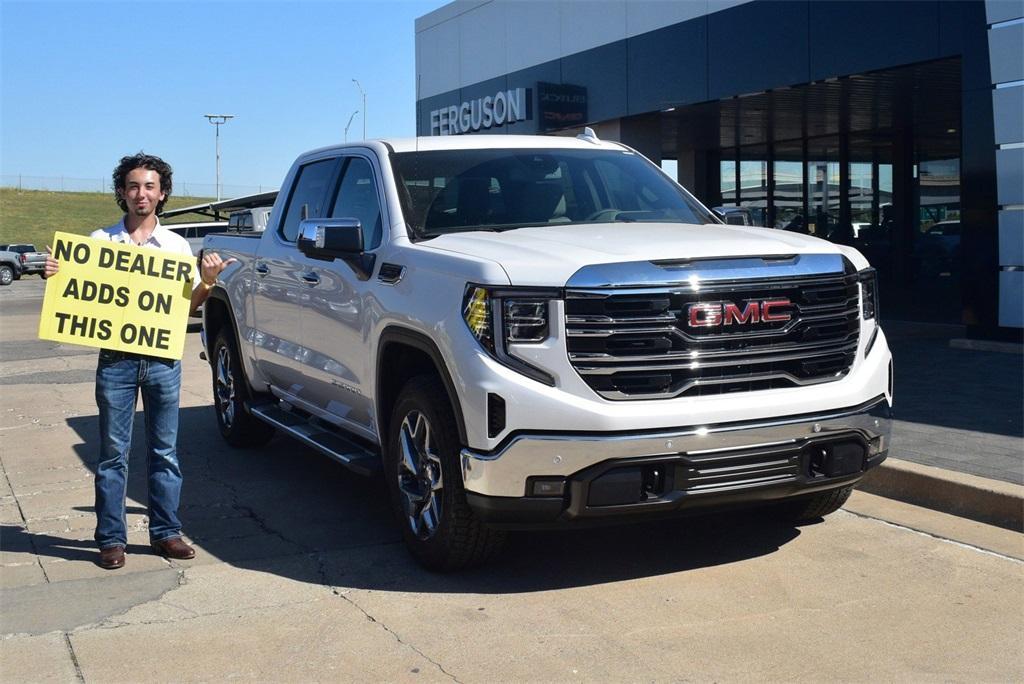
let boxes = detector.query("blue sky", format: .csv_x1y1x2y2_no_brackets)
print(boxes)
1,0,444,192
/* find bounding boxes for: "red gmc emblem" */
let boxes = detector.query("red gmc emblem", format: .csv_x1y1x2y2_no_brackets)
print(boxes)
687,299,793,327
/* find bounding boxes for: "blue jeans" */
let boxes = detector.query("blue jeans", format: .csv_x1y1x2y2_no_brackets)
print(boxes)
94,350,183,549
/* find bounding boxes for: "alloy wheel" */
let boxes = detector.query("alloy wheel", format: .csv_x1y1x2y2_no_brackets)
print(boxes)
215,345,236,428
396,410,444,540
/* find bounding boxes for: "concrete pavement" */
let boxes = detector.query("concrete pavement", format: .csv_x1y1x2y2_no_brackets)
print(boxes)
2,276,1023,682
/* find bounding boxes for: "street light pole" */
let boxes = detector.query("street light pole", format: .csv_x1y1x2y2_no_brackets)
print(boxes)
204,114,234,200
352,79,366,140
345,110,359,142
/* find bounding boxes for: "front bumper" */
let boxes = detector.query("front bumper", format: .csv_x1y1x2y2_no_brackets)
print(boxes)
461,395,892,526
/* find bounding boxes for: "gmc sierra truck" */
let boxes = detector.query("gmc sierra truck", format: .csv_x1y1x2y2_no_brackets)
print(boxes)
202,132,892,570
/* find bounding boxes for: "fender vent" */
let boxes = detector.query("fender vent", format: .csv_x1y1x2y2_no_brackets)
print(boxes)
487,393,506,438
378,263,405,284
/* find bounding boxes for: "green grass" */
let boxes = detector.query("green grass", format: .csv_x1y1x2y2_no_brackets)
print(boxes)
0,188,216,248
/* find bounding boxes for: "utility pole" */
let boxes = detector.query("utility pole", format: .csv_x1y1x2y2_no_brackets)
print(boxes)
352,79,366,140
204,114,235,200
345,110,359,143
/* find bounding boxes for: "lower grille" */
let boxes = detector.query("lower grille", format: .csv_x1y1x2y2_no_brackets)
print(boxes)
566,268,860,400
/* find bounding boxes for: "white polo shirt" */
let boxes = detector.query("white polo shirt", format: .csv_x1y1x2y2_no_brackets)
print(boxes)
90,219,200,286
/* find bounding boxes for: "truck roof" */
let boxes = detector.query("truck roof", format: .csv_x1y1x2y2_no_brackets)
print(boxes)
301,134,629,158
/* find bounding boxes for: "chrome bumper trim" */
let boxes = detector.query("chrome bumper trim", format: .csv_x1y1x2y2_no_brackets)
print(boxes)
461,396,892,498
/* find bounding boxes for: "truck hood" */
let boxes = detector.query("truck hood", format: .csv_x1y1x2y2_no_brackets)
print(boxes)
427,222,862,286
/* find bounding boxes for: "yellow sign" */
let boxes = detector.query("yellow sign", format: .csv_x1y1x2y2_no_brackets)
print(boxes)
38,231,195,360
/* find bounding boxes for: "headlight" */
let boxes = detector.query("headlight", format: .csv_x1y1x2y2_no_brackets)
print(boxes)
859,268,879,320
463,285,557,385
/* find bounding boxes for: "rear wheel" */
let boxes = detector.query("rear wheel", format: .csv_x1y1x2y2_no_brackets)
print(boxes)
774,485,853,522
0,265,13,286
211,327,275,448
385,374,505,571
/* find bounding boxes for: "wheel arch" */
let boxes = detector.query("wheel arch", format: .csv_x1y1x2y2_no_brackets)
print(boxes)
376,326,468,447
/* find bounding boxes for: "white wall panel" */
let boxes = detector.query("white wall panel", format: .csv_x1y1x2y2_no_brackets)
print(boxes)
1000,209,1024,266
506,1,562,73
417,18,462,98
561,1,627,56
459,1,508,86
988,22,1024,84
999,270,1024,327
986,0,1024,25
997,147,1024,206
993,84,1024,145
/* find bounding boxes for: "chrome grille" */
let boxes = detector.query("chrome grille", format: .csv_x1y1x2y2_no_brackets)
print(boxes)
565,271,860,400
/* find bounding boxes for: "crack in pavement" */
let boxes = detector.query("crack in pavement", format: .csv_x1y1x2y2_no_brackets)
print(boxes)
0,451,51,583
334,588,461,683
63,632,86,683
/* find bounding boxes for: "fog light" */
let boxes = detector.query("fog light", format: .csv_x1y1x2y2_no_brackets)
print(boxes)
528,477,566,497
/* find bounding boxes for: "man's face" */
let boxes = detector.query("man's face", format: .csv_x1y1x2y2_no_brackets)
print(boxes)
119,167,165,217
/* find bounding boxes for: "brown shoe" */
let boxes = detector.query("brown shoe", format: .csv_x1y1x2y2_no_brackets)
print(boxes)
151,537,195,560
98,545,125,570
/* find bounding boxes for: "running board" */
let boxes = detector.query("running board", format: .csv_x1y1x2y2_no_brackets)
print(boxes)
249,403,381,477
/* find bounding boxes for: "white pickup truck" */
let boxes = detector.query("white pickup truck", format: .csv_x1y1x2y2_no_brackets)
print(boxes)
202,132,892,570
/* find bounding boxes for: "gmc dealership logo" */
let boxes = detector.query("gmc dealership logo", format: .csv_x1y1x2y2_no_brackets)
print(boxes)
687,299,793,328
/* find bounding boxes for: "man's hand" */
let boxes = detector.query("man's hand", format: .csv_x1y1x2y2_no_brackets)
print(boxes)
43,246,59,279
199,252,237,286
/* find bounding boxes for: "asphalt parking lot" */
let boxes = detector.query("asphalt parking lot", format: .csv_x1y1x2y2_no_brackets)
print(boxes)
2,276,1022,682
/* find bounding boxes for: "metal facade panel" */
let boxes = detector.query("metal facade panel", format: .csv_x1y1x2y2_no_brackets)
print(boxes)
986,0,1024,24
994,85,1024,145
506,1,562,74
458,1,508,88
627,19,707,114
1000,209,1024,267
999,270,1024,327
997,147,1024,206
506,60,563,135
626,0,711,37
707,1,809,100
561,41,628,127
988,22,1024,84
808,1,940,82
416,18,462,99
561,0,628,57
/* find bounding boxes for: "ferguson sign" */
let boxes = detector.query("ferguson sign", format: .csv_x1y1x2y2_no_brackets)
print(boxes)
430,88,528,135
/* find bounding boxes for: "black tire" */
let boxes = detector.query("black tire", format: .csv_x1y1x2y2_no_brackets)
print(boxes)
0,265,13,286
211,327,275,448
385,374,505,571
774,485,854,522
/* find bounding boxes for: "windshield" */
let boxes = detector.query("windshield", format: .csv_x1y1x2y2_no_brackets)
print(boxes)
391,148,719,238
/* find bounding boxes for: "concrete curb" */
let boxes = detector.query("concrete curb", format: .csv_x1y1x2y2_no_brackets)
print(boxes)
859,457,1024,532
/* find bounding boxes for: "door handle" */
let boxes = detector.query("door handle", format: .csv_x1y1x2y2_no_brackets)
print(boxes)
254,262,270,276
301,271,320,285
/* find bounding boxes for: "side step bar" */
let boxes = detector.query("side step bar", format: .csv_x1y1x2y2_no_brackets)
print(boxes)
249,403,381,477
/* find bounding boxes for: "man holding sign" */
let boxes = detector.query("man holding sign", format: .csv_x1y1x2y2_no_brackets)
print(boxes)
44,153,233,570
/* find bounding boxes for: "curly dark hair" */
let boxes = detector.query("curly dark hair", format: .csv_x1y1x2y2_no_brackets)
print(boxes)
112,152,173,214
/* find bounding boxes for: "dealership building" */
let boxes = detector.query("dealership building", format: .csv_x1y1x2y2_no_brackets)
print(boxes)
415,0,1023,339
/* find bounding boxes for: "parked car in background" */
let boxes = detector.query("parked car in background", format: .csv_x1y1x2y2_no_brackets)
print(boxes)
227,206,272,233
712,206,759,226
0,243,47,275
0,249,24,285
163,222,229,257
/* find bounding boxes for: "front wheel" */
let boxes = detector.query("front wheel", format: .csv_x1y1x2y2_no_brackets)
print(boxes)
773,485,854,522
0,265,13,286
211,328,275,448
385,374,505,571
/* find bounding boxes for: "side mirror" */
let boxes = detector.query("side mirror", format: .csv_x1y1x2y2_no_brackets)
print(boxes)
297,217,375,280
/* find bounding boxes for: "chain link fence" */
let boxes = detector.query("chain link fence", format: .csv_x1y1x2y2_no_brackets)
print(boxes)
1,174,268,198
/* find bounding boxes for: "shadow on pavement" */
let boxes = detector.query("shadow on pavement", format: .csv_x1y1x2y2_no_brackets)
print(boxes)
54,406,803,592
884,321,1023,438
